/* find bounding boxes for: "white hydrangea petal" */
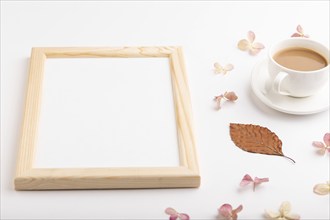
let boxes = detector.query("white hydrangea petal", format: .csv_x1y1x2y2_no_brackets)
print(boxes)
265,210,281,219
313,183,330,195
285,213,300,220
279,201,291,215
238,39,250,51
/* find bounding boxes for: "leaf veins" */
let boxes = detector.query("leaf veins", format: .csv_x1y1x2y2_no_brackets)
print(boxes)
229,123,295,163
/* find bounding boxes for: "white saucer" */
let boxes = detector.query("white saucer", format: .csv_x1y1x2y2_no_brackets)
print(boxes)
251,60,329,115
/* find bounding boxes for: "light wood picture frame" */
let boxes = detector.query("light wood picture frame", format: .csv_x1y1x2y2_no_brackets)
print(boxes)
15,47,200,190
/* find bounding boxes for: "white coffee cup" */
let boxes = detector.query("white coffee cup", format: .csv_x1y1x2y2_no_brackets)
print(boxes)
268,38,329,97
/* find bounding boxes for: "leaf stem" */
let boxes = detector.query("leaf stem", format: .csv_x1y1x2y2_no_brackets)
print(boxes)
282,155,295,163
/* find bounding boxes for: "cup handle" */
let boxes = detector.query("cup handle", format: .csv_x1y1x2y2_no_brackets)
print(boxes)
273,71,290,96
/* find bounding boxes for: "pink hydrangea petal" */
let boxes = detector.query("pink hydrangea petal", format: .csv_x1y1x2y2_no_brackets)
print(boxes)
224,91,238,101
247,31,255,42
224,64,234,71
169,215,178,220
165,208,178,215
214,95,223,110
231,212,238,220
219,204,233,217
240,179,252,187
313,141,325,148
327,148,330,152
254,177,269,184
240,174,253,186
238,39,250,51
178,213,190,220
291,33,302,37
297,25,303,34
252,42,265,49
233,205,243,213
231,205,243,220
242,174,253,181
323,133,330,146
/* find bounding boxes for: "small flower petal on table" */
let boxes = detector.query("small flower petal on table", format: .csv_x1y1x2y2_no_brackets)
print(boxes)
214,62,234,75
219,204,233,218
238,39,251,51
240,174,269,191
218,203,243,220
224,91,238,101
240,174,254,187
238,31,264,55
323,133,330,146
265,201,300,220
165,207,190,220
291,25,309,38
313,181,330,195
214,91,238,110
312,133,330,155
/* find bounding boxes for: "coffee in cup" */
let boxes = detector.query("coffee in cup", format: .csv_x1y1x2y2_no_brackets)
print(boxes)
268,38,329,97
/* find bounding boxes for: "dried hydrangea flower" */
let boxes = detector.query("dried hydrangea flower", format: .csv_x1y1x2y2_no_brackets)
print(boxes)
224,91,238,101
218,203,243,220
165,207,190,220
313,181,330,195
265,201,300,220
240,174,269,191
312,133,330,155
214,62,234,75
291,25,309,38
214,91,238,110
238,31,265,55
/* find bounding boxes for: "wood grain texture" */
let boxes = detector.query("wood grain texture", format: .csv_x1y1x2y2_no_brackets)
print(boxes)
169,48,199,173
41,47,177,58
16,48,46,177
15,47,200,190
15,167,199,190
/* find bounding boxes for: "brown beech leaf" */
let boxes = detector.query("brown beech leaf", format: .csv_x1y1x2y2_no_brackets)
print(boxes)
229,123,295,163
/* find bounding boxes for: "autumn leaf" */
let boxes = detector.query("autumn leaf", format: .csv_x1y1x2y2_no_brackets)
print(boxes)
229,123,295,163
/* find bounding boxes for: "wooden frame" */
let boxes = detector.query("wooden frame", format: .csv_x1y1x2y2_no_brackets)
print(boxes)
15,47,200,190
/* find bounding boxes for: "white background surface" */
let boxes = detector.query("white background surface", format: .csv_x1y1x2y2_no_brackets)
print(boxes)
36,58,180,168
1,1,329,219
